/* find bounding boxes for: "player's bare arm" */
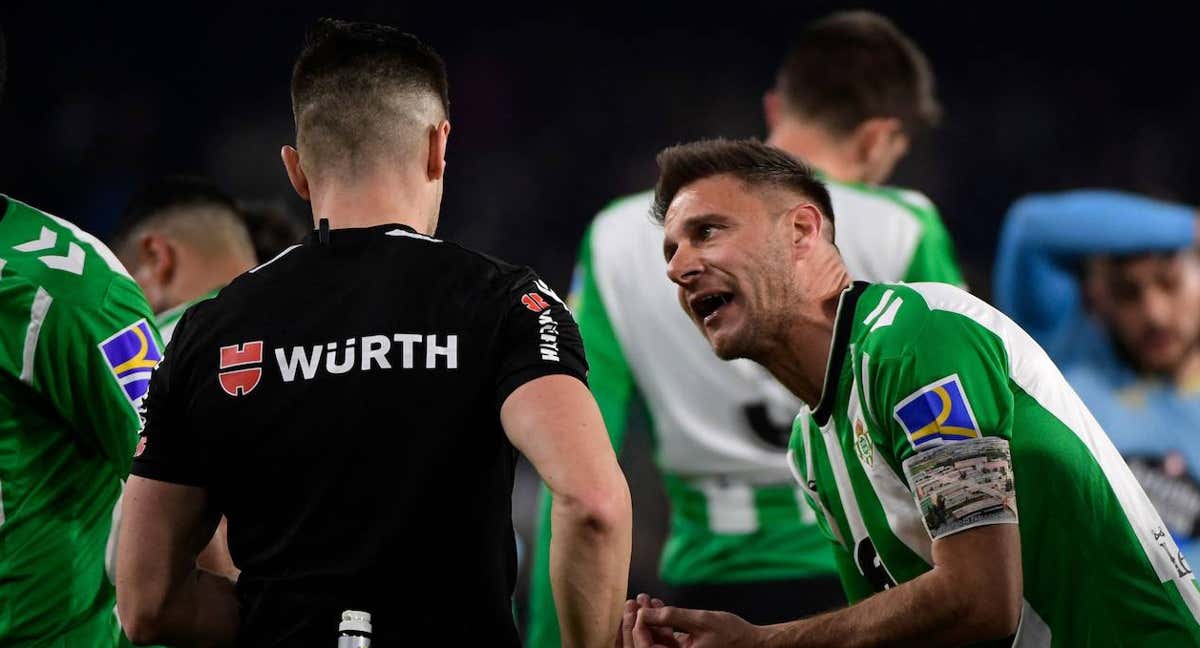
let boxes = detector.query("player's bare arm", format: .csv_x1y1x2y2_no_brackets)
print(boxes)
633,523,1021,647
116,476,238,647
502,374,633,648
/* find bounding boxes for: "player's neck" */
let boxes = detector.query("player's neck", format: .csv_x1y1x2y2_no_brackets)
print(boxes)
767,120,866,184
758,265,854,408
310,168,437,235
163,259,250,314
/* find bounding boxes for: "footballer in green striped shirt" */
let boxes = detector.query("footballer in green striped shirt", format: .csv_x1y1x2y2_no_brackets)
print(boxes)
622,138,1200,647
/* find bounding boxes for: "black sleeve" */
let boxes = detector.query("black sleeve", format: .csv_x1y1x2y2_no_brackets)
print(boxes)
493,269,589,409
130,308,208,487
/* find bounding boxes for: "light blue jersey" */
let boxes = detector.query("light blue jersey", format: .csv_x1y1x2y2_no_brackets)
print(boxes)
1065,337,1200,568
995,189,1200,567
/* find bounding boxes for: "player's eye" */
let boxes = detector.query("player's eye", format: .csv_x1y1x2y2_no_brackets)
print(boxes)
698,224,718,240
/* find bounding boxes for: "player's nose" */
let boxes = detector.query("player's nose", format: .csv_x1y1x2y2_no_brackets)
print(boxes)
666,244,702,287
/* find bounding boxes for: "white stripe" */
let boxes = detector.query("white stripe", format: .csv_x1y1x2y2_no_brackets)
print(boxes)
695,478,758,533
249,244,300,274
1013,600,1052,647
789,416,845,547
860,351,877,423
820,405,870,543
118,370,154,386
0,258,6,279
386,228,441,243
848,377,933,564
905,281,1200,621
21,288,53,384
861,289,894,326
869,297,904,332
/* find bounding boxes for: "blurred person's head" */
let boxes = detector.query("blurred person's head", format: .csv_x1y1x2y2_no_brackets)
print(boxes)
238,200,309,263
1084,250,1200,379
654,139,846,365
283,19,450,234
112,176,256,313
764,10,940,185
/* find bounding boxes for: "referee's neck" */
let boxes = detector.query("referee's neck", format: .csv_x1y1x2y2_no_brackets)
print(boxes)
308,169,438,236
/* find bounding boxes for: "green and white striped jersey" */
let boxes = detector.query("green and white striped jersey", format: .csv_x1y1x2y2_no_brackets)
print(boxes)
792,281,1200,645
0,196,160,644
528,183,962,646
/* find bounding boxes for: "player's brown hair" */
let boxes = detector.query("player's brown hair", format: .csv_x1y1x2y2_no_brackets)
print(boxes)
651,138,835,233
290,19,449,174
776,10,941,136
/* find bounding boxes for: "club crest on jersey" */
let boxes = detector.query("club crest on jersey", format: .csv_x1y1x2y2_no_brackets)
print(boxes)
219,341,263,397
893,374,980,450
98,319,162,408
854,419,874,467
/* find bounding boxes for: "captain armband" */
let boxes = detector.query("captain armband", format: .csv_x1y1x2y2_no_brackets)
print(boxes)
901,436,1018,541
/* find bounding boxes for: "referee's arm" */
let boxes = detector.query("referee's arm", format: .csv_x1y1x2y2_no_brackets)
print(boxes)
117,477,238,646
503,374,633,648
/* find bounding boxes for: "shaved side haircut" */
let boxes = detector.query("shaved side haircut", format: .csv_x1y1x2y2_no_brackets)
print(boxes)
112,175,255,264
290,19,450,178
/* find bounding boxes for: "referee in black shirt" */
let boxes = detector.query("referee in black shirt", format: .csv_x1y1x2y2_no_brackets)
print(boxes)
115,20,632,647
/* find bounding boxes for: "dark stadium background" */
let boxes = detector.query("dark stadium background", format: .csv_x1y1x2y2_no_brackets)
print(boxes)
3,1,1198,627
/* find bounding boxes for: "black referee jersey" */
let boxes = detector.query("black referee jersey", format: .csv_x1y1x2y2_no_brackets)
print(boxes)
131,223,589,647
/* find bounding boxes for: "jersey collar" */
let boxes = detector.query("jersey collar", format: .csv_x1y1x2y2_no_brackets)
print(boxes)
301,222,420,245
812,281,869,425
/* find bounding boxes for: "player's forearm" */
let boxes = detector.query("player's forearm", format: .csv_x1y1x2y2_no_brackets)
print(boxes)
761,565,1018,648
549,486,633,648
123,567,238,647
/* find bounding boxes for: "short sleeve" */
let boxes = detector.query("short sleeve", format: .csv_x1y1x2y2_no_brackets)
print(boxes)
34,278,160,475
863,310,1018,539
130,307,208,487
493,270,589,409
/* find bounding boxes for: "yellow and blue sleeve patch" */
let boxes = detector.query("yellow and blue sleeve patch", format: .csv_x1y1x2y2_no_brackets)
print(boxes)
893,374,980,450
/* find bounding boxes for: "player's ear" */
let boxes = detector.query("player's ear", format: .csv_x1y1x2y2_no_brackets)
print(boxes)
427,120,450,182
787,203,824,254
763,89,783,131
140,233,175,287
281,145,310,201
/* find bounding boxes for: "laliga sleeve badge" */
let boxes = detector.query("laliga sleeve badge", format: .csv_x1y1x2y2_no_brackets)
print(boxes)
98,319,163,409
893,374,980,451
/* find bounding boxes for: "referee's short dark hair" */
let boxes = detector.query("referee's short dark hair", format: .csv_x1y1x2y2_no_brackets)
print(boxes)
651,138,835,236
290,19,449,177
776,10,940,136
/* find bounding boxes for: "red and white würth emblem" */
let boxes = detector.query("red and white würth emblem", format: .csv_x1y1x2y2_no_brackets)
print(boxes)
219,341,263,396
522,293,551,313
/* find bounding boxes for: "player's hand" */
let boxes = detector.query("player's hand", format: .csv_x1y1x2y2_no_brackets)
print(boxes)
617,594,684,648
635,604,769,648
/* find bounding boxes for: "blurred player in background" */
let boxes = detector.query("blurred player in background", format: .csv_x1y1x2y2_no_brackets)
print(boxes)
238,198,310,264
626,138,1200,647
111,175,257,344
528,10,962,645
995,190,1200,568
116,20,630,647
0,23,162,646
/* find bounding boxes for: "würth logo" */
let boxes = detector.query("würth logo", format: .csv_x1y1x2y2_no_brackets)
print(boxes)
219,341,263,396
522,293,551,312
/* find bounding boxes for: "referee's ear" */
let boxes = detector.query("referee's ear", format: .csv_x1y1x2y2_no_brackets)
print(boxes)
281,145,311,201
427,120,450,182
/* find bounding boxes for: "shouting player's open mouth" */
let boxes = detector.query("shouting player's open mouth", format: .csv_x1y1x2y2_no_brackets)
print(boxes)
689,290,736,327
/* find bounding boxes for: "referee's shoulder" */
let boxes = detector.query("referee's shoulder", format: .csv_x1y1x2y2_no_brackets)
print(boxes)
438,239,542,294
